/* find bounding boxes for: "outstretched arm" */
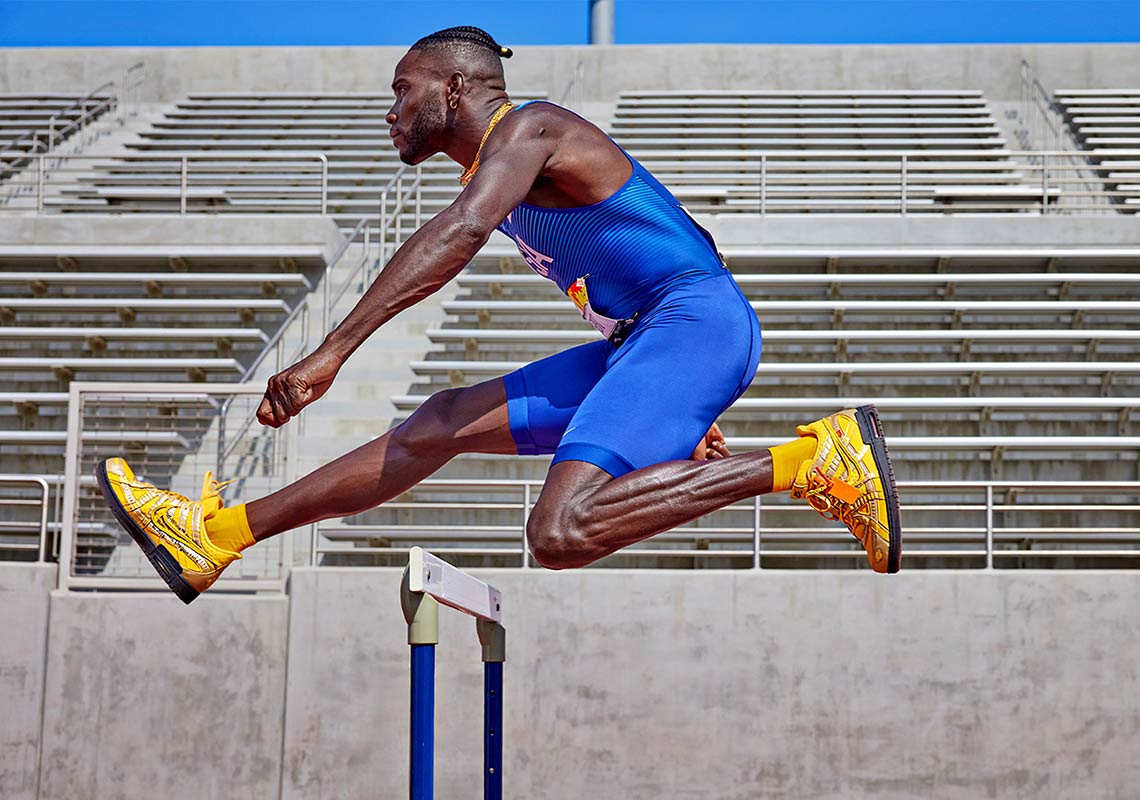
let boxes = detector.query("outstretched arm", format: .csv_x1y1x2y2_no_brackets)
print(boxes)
256,117,555,427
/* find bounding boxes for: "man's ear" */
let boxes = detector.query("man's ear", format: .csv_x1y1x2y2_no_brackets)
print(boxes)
447,72,465,106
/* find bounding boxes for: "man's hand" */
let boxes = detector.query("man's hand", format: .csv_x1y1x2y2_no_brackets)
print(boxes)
256,347,343,428
690,422,731,461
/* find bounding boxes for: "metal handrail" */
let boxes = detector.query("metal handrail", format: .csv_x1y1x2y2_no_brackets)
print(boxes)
1018,59,1103,208
0,475,51,562
312,478,1140,570
0,79,119,161
3,151,330,215
323,216,374,334
122,62,146,119
5,146,1137,217
219,213,374,465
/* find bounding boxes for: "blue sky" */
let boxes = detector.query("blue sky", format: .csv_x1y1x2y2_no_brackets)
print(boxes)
2,0,1139,47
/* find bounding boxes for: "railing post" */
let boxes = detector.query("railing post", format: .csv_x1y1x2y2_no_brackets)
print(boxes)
415,163,423,228
216,401,227,481
900,154,908,216
759,154,767,216
36,154,45,214
396,175,404,247
985,484,994,570
380,188,389,265
35,477,49,563
179,156,188,215
57,381,84,592
521,483,531,569
363,224,372,284
323,260,332,335
319,154,328,214
1041,152,1049,214
752,495,762,570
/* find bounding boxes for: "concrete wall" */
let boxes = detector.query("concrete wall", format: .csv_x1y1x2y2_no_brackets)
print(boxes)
708,215,1140,249
0,215,345,265
37,591,289,800
0,564,53,800
2,43,1139,102
4,564,1140,799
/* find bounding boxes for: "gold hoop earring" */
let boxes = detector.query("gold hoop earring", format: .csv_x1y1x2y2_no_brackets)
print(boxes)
449,98,458,110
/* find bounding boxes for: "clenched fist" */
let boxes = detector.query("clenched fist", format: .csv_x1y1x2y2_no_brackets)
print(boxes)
256,347,343,428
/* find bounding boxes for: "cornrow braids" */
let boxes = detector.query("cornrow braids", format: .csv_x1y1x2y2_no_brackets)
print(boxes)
412,26,514,59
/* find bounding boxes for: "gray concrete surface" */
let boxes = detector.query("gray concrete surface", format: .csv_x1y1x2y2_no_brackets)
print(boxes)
2,44,1139,103
37,590,289,800
0,215,344,265
282,568,1140,800
0,563,54,800
708,214,1140,249
3,564,1140,798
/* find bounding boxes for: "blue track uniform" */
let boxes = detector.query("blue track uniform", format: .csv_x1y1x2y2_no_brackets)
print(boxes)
497,112,762,477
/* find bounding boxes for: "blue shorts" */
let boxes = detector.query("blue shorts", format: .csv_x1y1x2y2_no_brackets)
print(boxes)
502,271,763,477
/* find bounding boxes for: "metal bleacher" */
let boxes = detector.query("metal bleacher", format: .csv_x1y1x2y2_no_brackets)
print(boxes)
0,90,116,180
611,90,1050,213
6,77,1140,572
1053,89,1140,212
309,243,1140,570
0,243,326,560
48,91,544,230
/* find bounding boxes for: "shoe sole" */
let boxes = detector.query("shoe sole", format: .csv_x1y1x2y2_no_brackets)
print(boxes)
853,405,902,573
95,460,200,605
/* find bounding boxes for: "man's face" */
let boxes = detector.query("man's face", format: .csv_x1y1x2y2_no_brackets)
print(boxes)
387,52,447,165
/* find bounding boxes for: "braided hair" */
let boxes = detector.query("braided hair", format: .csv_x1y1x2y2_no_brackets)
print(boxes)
411,26,513,59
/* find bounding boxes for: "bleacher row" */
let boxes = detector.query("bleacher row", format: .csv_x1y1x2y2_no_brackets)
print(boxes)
1054,89,1140,210
314,244,1139,568
2,87,1139,568
4,87,1140,217
39,92,539,228
0,92,115,180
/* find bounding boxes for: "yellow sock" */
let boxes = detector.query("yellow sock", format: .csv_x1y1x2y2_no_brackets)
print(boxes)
767,436,817,493
205,503,256,555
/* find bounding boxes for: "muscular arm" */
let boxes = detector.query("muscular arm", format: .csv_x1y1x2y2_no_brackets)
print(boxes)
323,155,533,362
256,114,556,427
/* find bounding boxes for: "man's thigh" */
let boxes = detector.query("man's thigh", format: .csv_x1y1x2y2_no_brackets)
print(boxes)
501,339,613,455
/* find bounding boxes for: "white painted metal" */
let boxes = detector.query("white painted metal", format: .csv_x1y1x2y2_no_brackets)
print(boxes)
407,546,503,623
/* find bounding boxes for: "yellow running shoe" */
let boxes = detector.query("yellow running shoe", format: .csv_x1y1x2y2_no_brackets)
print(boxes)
96,457,240,604
791,405,901,573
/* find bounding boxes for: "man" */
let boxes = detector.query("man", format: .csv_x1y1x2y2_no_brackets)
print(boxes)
98,26,901,605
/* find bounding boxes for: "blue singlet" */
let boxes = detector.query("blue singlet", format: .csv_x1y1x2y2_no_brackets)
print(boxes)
496,103,763,477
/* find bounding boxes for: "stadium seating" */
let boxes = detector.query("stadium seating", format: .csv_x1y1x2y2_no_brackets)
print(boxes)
610,90,1051,213
4,79,1138,570
297,241,1140,569
1053,89,1140,212
0,243,325,559
49,92,544,229
0,92,116,176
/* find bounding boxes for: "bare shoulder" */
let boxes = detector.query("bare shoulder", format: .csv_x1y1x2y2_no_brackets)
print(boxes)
487,101,629,205
496,100,606,145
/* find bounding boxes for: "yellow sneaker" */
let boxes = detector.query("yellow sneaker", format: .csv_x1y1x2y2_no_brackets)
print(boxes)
95,457,240,604
791,405,901,573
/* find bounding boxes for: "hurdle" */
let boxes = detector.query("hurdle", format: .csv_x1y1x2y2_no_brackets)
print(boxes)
400,546,506,800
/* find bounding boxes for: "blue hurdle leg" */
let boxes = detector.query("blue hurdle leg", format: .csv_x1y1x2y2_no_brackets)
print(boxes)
410,643,436,800
484,661,503,800
401,569,441,800
477,619,507,800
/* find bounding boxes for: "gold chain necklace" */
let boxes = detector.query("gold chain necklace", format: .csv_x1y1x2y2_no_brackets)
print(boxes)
458,101,514,186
